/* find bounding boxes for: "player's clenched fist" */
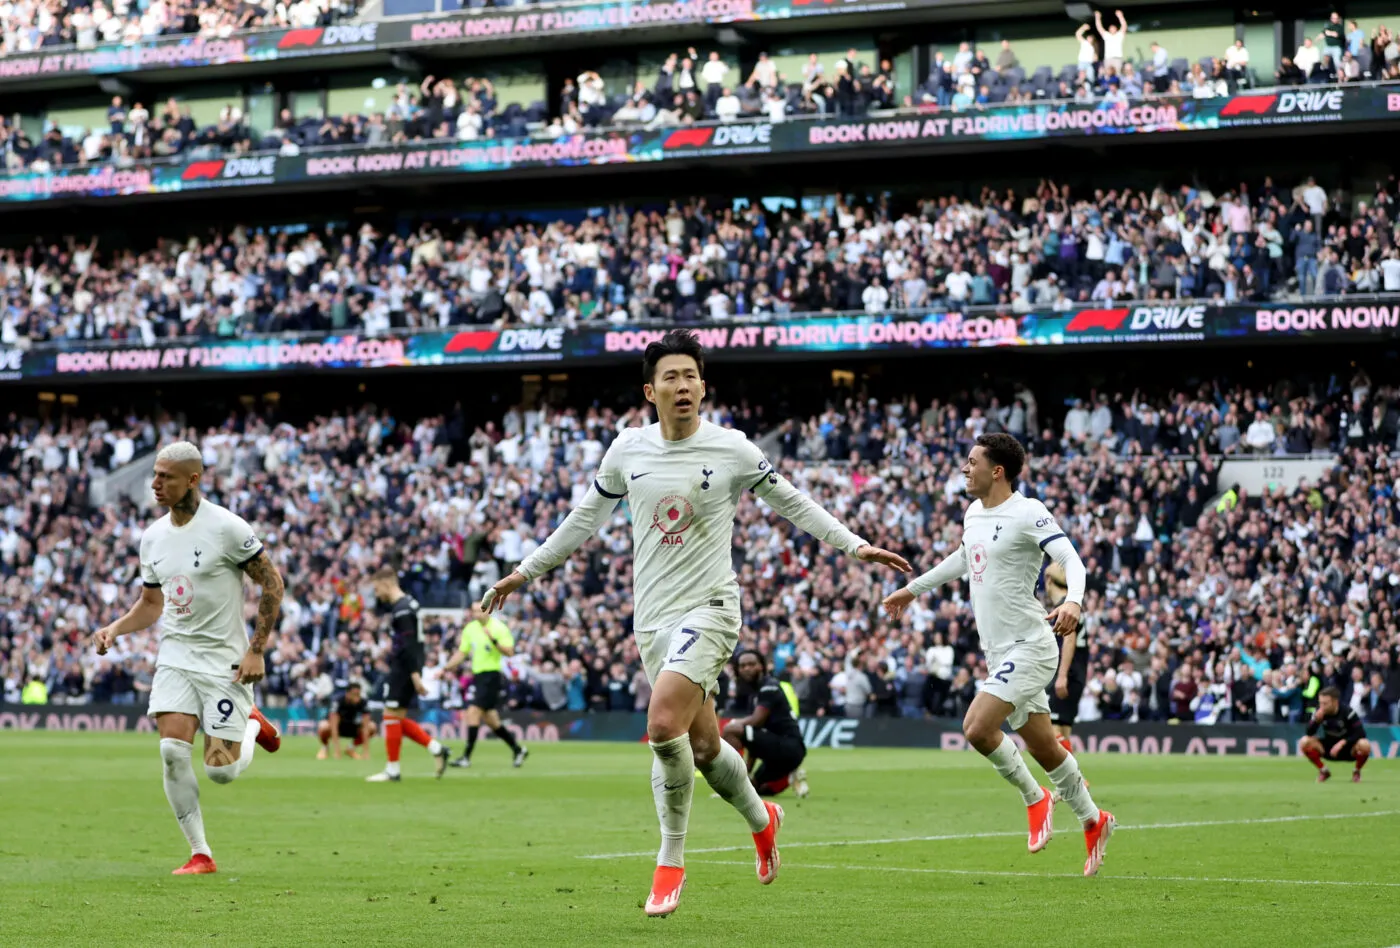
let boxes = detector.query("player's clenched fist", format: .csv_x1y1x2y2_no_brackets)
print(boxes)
235,650,266,685
1046,601,1081,637
94,626,117,655
882,588,915,621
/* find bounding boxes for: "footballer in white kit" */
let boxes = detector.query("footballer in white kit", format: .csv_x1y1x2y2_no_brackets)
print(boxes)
883,433,1116,877
95,442,285,876
484,329,910,918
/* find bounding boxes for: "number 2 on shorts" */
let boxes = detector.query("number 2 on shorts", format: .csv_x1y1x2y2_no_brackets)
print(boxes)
992,661,1015,684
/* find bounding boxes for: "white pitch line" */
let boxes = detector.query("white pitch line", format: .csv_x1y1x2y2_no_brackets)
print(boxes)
685,859,1400,890
578,809,1400,860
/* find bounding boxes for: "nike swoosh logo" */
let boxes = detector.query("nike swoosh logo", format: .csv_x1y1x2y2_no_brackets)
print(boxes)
630,473,650,480
663,783,689,791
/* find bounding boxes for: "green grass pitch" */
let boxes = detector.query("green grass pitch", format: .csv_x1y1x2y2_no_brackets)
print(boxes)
3,733,1397,947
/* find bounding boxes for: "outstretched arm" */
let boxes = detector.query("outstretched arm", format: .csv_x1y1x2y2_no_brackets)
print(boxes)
237,551,284,683
94,584,164,653
752,465,910,572
484,484,622,611
883,547,968,620
907,547,971,595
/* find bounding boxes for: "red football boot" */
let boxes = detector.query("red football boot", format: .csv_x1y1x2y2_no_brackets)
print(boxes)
249,707,281,753
753,801,784,884
173,853,217,875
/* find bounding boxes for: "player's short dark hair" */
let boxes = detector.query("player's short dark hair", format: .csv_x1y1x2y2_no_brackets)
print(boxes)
975,432,1026,482
1320,685,1342,701
643,329,705,384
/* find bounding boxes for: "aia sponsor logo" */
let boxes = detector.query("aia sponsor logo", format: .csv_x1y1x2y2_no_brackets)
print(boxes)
180,157,276,181
662,124,772,149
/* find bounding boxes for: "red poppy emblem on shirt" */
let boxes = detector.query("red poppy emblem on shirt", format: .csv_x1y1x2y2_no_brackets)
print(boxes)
651,495,695,536
969,544,989,577
166,574,195,608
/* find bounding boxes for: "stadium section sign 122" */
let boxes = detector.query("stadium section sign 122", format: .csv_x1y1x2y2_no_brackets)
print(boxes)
1,87,1396,204
8,304,1400,383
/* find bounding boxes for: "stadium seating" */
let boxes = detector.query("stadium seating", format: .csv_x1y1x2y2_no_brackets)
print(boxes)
4,378,1398,726
0,0,361,55
2,173,1393,347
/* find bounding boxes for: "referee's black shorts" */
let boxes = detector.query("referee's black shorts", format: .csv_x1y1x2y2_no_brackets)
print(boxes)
467,670,504,711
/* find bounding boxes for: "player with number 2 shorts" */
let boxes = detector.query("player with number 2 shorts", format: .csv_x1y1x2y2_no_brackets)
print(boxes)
883,433,1116,878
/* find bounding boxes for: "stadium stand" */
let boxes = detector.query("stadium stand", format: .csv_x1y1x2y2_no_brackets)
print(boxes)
4,373,1399,725
3,173,1397,346
0,0,360,54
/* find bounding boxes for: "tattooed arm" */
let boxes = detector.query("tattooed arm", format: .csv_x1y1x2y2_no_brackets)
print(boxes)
235,550,285,684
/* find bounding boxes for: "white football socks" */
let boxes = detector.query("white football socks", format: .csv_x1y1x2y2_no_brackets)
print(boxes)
237,716,259,776
1048,753,1100,825
698,740,770,833
986,734,1046,805
427,739,445,756
160,738,211,857
650,734,695,868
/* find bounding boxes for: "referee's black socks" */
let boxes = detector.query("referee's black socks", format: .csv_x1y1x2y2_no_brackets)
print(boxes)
493,725,522,753
464,725,479,761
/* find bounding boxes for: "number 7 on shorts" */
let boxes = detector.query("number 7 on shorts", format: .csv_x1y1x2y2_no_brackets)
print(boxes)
673,629,700,659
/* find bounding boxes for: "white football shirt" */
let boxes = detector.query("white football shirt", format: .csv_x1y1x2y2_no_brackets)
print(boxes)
518,419,866,631
139,499,263,677
909,492,1070,654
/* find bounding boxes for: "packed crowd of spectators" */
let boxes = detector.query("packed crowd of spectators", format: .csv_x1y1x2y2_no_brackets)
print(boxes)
5,173,1400,347
11,14,1400,179
0,0,357,55
1275,13,1400,86
3,366,1400,729
0,75,514,175
1,96,253,173
3,20,1398,180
